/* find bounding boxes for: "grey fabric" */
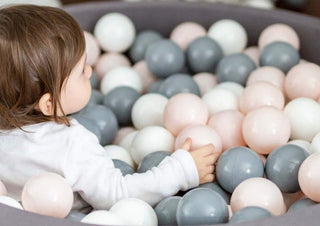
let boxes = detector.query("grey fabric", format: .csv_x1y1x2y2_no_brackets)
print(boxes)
2,1,320,226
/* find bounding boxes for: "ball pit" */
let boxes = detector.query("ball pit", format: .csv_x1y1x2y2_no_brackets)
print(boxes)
2,1,320,226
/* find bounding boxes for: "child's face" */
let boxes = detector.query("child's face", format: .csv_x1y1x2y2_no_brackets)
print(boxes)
60,52,92,115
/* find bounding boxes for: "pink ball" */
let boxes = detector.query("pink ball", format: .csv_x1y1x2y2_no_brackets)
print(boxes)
84,31,100,66
231,177,285,216
239,82,285,115
0,180,7,196
285,63,320,100
22,173,73,218
94,53,131,81
258,23,300,50
113,127,136,145
207,110,246,151
298,153,320,202
243,46,260,67
133,61,158,93
242,106,291,154
193,73,218,96
163,93,209,136
170,22,206,51
247,66,286,93
175,125,222,153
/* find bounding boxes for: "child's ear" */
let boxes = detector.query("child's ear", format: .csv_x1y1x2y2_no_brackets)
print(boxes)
38,93,54,116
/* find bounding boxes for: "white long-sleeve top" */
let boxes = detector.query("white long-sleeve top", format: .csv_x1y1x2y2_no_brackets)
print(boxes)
0,119,199,210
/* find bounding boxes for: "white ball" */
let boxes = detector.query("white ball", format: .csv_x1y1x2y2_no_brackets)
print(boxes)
100,66,142,95
202,88,239,115
208,19,248,55
104,145,134,167
119,131,139,153
215,82,244,97
0,196,23,209
110,198,157,226
310,132,320,154
81,210,125,225
84,31,100,66
284,98,320,142
94,13,135,52
288,139,311,154
245,0,274,9
0,0,61,7
0,181,7,196
132,94,168,130
131,126,175,164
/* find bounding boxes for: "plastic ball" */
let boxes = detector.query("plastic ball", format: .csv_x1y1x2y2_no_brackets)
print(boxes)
0,181,7,196
130,30,163,63
288,139,311,154
80,104,118,146
159,74,200,98
113,127,136,145
94,12,135,52
163,93,209,136
198,182,230,204
170,22,206,51
100,66,143,95
112,159,135,176
259,41,300,73
246,0,274,9
288,198,318,212
94,53,131,81
298,153,320,202
265,144,309,193
66,210,86,222
84,31,100,66
87,89,104,106
284,98,320,142
174,125,222,153
309,132,320,154
0,196,22,209
230,178,285,216
242,106,291,154
282,190,305,209
133,61,158,93
104,145,134,167
145,39,185,78
285,63,320,100
217,53,257,86
258,24,300,50
103,86,141,126
131,126,175,164
131,93,168,130
177,188,229,225
186,37,223,73
81,210,125,225
154,196,181,226
193,73,218,96
229,206,273,223
137,151,171,173
148,80,164,94
119,131,139,153
215,82,244,97
239,82,285,114
208,19,247,55
216,147,264,193
90,71,99,90
71,114,102,143
208,110,246,151
202,88,239,115
110,198,157,226
21,173,73,218
243,46,260,66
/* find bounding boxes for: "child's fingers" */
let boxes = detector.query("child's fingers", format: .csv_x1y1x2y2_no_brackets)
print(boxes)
195,144,215,156
205,165,215,174
180,137,192,151
204,153,220,165
203,174,215,183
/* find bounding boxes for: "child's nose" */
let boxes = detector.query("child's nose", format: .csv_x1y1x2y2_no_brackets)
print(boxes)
86,65,93,79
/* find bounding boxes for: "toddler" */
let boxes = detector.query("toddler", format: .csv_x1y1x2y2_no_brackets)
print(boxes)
0,5,219,211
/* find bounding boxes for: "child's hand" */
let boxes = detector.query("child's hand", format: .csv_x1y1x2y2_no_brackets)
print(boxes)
180,138,220,184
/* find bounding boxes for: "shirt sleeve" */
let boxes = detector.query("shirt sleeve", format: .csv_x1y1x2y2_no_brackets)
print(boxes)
62,123,199,210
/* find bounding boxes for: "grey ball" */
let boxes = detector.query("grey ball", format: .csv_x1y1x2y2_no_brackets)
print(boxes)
265,144,309,193
155,196,181,226
158,74,200,98
186,37,223,73
288,198,318,212
130,30,163,63
198,182,230,204
176,188,229,225
88,89,104,106
79,104,118,146
103,86,141,126
216,146,264,193
71,114,102,143
260,41,300,73
229,206,273,223
146,39,185,78
137,151,171,173
112,159,135,176
216,53,256,86
66,210,86,222
90,71,99,90
148,80,164,94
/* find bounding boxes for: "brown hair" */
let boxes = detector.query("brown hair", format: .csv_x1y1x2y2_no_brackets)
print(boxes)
0,5,85,130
